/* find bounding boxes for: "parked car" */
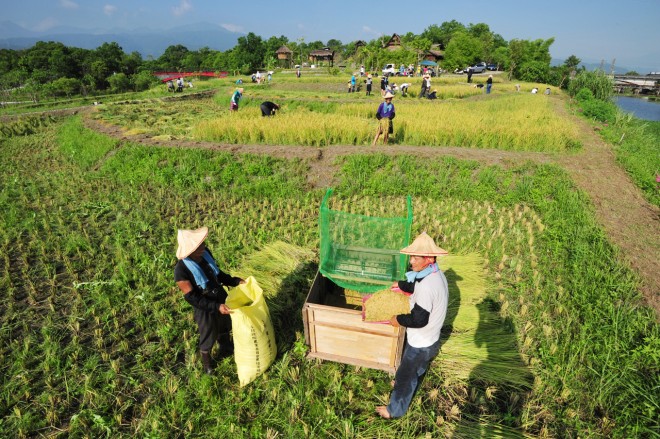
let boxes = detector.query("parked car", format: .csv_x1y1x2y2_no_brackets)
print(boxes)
382,64,398,76
487,64,498,71
469,62,487,73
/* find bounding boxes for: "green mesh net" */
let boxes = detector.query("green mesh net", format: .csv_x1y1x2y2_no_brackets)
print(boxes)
319,189,413,293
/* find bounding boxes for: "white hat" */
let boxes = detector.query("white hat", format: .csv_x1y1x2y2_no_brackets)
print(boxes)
384,91,395,99
176,227,208,259
400,232,448,256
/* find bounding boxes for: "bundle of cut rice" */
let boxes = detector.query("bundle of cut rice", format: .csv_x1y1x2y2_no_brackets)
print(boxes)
363,289,410,322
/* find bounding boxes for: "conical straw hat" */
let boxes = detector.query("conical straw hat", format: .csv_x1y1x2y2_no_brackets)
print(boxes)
384,91,395,99
400,232,448,256
176,226,208,259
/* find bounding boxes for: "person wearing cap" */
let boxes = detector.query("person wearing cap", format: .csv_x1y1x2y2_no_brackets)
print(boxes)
230,88,243,111
376,232,449,419
380,74,388,97
418,74,430,98
399,82,410,97
174,227,245,374
365,74,373,96
373,91,396,145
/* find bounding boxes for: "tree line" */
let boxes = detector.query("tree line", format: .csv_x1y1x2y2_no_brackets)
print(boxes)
0,20,582,102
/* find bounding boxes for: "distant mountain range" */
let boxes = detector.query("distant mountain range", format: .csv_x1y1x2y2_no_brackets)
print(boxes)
551,58,651,75
0,21,241,58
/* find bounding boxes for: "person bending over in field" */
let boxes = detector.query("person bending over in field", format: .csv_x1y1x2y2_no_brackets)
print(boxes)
230,88,243,111
373,91,395,145
174,227,245,374
376,232,449,419
260,101,280,117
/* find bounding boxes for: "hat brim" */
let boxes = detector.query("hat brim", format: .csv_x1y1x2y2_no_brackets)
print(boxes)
176,227,209,259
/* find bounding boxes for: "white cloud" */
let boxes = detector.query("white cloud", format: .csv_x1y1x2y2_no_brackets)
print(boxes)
362,26,382,37
59,0,79,9
220,23,244,33
33,17,58,32
172,0,192,17
104,4,117,16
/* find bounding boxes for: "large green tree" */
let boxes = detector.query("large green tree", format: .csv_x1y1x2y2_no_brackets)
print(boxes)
233,32,266,72
443,32,484,70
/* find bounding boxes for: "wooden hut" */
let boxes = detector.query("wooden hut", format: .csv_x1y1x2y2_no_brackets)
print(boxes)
308,47,335,67
276,45,293,68
424,48,444,63
382,34,403,51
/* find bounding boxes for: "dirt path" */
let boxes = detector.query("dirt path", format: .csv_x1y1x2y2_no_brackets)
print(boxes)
82,103,659,314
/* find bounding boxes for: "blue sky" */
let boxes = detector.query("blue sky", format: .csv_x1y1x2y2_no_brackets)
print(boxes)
5,0,660,72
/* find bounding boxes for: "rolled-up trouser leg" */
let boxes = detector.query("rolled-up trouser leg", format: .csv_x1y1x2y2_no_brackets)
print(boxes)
387,339,441,418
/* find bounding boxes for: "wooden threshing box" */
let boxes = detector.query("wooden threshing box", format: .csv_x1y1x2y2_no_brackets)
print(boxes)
302,271,406,374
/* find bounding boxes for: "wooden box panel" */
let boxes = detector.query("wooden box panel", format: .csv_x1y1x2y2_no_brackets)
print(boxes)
302,272,405,374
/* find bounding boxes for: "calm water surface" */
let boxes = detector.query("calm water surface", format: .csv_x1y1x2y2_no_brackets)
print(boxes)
614,96,660,121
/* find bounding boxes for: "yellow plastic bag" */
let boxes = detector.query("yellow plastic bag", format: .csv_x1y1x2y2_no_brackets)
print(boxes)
226,276,277,387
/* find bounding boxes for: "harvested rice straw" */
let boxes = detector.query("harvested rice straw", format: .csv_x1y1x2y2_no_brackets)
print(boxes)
343,289,364,307
364,289,410,322
235,241,315,313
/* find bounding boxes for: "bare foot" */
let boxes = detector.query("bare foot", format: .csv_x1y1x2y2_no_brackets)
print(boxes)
376,406,391,419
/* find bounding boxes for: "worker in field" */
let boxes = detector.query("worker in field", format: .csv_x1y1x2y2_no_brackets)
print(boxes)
365,74,373,96
373,91,396,145
260,101,280,117
174,227,245,374
376,232,449,419
230,87,243,111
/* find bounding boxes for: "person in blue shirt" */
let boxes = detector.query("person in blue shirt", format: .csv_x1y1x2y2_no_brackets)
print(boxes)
230,88,243,111
373,91,396,145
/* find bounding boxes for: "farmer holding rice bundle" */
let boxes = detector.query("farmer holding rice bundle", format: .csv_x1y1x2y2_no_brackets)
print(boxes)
373,91,396,145
376,232,449,419
174,227,245,374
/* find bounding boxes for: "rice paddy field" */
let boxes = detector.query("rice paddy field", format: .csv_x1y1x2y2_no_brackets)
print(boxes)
1,72,658,438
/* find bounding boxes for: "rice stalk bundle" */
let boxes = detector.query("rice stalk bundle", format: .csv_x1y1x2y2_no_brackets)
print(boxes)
234,241,315,312
434,253,532,388
363,289,410,322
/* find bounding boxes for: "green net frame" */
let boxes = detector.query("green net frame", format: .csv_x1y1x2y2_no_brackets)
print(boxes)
319,189,413,293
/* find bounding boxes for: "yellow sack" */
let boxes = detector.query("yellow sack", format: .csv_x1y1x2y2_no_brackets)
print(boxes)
226,276,277,387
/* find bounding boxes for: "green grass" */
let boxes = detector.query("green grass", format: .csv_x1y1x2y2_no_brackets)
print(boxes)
600,114,660,207
0,95,657,438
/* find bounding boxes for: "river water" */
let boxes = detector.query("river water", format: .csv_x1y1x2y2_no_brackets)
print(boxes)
614,96,660,121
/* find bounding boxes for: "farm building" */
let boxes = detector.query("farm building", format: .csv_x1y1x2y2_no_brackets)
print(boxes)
276,45,293,68
382,34,402,51
308,48,335,67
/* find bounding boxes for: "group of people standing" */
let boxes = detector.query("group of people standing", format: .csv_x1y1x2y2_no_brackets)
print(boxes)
166,77,193,92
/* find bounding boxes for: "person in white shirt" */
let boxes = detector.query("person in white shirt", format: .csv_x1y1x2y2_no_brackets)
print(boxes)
376,232,449,419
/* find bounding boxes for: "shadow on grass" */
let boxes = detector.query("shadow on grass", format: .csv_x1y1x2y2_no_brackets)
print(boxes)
264,260,318,354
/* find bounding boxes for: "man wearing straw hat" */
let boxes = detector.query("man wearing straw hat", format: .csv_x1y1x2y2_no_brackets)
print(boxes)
373,91,396,145
376,232,449,419
174,227,245,374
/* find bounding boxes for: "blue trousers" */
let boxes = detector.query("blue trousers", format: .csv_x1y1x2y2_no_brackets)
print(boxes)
486,83,492,94
387,338,441,418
